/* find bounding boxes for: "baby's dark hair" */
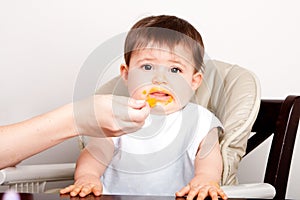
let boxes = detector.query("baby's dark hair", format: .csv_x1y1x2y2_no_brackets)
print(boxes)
124,15,205,72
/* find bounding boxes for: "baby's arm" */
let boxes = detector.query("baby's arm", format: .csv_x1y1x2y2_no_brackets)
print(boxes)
60,137,114,197
176,128,227,200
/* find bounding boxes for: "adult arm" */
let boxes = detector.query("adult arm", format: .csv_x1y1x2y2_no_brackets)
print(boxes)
0,102,76,168
0,95,149,169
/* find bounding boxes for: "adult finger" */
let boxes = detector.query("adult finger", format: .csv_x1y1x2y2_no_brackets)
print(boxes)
127,98,147,109
127,103,150,123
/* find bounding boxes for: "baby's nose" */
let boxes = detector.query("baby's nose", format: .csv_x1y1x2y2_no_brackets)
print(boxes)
152,72,167,85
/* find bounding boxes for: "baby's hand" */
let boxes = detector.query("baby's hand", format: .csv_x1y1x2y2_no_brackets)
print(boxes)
60,174,102,197
175,177,227,200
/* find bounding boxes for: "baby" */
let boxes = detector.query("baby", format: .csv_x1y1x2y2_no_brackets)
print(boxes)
61,15,227,200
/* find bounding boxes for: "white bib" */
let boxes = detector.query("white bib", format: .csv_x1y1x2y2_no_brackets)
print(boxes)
101,103,222,196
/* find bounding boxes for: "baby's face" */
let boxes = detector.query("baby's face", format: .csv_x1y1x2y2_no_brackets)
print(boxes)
120,45,202,114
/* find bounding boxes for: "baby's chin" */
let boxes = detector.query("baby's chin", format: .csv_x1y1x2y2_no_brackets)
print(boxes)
149,102,183,115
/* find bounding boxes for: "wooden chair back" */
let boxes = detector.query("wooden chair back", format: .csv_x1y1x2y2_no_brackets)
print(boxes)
246,95,300,199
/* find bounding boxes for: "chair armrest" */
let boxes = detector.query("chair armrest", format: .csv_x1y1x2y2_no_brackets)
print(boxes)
0,163,75,184
221,183,276,199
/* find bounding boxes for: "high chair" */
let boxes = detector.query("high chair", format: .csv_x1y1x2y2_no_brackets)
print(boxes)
1,60,298,199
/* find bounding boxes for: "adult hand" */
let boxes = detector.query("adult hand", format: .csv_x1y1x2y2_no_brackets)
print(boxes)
74,94,150,137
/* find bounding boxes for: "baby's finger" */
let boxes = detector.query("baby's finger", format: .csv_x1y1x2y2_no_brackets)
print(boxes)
197,190,208,200
175,185,190,197
208,187,219,200
70,185,83,197
92,185,103,196
79,185,94,197
217,188,228,199
187,186,201,200
60,185,75,194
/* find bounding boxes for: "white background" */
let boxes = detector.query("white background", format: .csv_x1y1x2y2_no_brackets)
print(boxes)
0,0,299,198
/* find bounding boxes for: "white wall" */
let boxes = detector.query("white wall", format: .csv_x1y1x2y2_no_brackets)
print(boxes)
0,0,299,198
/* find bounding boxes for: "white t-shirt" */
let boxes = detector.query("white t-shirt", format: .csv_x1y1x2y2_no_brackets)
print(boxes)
98,103,222,196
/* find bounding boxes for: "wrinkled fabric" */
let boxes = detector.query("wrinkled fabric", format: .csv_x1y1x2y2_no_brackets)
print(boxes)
192,60,261,185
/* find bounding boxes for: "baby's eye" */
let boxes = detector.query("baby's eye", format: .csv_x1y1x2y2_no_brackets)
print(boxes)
142,64,153,71
170,67,182,73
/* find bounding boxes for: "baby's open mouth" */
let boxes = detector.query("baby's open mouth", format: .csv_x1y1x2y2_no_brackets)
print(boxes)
143,88,173,107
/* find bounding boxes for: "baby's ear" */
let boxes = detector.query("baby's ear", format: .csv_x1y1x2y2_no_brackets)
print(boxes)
120,64,129,85
191,72,203,91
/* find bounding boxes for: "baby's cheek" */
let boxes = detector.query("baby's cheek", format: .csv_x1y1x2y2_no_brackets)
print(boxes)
168,79,194,107
127,69,153,91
